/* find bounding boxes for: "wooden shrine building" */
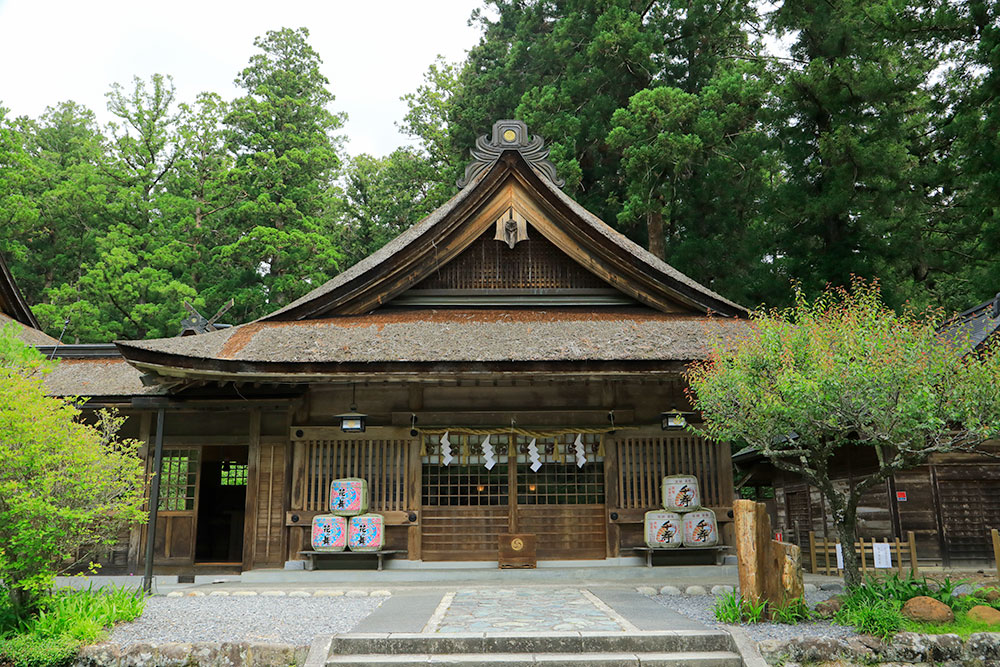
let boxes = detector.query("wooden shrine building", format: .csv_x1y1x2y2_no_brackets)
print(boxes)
44,121,751,572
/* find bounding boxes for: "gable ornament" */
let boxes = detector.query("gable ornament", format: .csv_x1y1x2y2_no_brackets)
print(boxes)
494,206,530,249
457,119,565,189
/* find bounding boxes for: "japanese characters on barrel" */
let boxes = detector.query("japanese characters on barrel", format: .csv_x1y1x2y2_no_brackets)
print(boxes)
644,474,718,548
311,478,385,552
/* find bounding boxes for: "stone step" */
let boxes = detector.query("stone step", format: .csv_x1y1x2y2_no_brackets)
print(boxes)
325,650,743,666
327,631,735,656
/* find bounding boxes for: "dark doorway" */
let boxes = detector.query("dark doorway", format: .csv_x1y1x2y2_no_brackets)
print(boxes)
195,446,248,563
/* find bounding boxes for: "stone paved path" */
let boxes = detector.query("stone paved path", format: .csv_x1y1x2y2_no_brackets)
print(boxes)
424,588,636,633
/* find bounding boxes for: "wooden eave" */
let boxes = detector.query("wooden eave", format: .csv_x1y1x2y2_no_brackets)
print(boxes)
263,151,747,321
0,252,40,329
117,346,690,385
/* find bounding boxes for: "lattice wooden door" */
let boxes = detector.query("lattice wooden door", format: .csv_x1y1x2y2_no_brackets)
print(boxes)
420,433,606,561
936,466,1000,562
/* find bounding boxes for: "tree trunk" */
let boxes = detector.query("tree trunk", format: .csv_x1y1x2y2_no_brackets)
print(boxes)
647,210,665,260
833,508,862,588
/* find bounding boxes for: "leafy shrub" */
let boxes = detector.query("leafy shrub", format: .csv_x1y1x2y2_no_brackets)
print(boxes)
0,634,79,667
0,327,146,617
0,585,145,666
770,598,812,625
713,590,743,623
712,591,770,624
836,597,904,639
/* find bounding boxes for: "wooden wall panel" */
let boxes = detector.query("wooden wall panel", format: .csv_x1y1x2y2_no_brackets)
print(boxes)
422,506,509,561
251,440,286,567
616,434,734,509
518,505,605,559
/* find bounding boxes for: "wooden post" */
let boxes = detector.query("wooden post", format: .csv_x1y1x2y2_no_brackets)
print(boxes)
907,531,919,576
991,529,1000,580
824,535,832,576
735,499,804,608
894,536,903,574
808,531,818,574
860,538,867,576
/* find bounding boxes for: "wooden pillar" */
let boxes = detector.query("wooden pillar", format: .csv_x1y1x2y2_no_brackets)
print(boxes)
242,409,261,571
604,436,621,558
127,411,154,573
407,438,422,560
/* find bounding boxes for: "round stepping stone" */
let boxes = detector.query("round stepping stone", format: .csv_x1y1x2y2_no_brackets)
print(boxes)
659,586,682,596
166,591,184,598
314,590,344,597
232,591,258,596
711,585,735,595
346,590,368,598
820,582,844,591
636,586,658,596
186,591,205,597
289,591,311,597
804,583,818,593
370,590,391,597
261,590,286,597
685,585,708,596
208,591,230,597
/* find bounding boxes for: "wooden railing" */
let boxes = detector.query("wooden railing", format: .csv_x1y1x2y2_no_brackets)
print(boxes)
808,530,919,576
616,434,733,509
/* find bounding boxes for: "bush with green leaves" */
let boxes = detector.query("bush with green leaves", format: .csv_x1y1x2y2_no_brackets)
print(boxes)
0,585,145,667
712,591,796,624
0,326,146,617
835,596,904,639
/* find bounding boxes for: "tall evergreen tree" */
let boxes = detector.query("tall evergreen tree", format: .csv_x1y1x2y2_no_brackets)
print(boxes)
217,27,346,322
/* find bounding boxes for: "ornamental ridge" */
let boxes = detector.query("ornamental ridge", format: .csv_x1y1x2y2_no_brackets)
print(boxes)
456,120,565,189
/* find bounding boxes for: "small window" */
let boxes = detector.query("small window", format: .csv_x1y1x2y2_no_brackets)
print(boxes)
157,450,199,511
220,462,248,486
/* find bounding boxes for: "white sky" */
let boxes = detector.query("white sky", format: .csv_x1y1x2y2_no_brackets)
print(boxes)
0,0,484,157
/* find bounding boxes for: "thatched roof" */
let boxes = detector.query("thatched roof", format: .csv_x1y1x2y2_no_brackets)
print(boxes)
119,309,748,366
43,357,163,398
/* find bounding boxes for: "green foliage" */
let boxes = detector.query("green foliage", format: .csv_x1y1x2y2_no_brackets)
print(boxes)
0,326,145,616
711,591,772,624
769,598,812,625
0,585,145,667
835,597,904,640
0,634,79,667
687,280,1000,587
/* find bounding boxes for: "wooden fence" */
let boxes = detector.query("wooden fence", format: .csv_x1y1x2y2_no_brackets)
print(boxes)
808,530,919,577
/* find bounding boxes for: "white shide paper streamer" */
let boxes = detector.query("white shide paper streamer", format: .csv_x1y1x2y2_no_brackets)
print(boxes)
440,431,453,466
528,438,542,472
574,433,587,468
482,435,497,470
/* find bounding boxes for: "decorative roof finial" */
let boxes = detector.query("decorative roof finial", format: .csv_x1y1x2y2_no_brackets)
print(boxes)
457,120,565,189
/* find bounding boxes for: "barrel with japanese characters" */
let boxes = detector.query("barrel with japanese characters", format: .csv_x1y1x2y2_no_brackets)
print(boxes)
348,513,385,551
681,508,718,547
330,477,368,516
662,475,701,511
310,515,347,551
643,510,683,548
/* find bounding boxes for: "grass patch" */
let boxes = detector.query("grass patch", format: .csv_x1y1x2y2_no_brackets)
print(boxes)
0,585,145,667
903,614,999,638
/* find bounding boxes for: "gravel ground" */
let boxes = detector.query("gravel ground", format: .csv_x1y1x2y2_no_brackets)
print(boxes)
106,596,384,646
650,590,858,642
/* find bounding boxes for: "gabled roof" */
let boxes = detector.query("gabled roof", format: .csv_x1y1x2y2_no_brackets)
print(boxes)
0,252,58,345
940,293,1000,352
265,141,745,320
116,120,749,386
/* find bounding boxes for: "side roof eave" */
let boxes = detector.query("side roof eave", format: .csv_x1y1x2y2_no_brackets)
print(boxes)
0,252,41,329
261,151,748,321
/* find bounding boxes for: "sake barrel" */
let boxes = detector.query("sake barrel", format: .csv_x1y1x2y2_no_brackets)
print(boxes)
662,475,701,511
330,477,368,516
643,510,683,549
682,509,718,547
310,515,347,552
348,513,385,551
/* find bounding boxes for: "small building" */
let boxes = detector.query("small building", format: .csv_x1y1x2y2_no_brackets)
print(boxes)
44,121,750,572
738,294,1000,567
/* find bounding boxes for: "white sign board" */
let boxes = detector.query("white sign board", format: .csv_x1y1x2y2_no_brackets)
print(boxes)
872,542,893,568
835,543,844,570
